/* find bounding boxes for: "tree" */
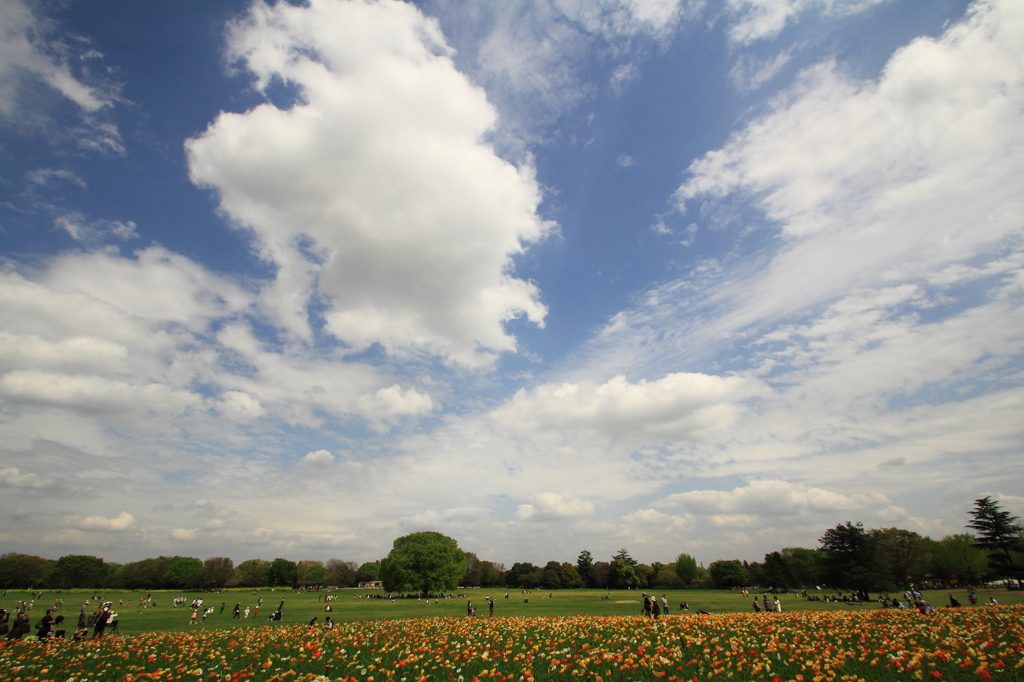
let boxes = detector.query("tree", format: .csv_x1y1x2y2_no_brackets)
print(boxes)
929,534,988,585
819,522,881,596
0,554,54,588
871,527,928,589
781,548,822,587
45,555,109,589
634,564,655,589
379,531,466,594
590,561,612,588
577,550,594,587
297,560,327,585
612,558,639,589
479,561,505,587
653,564,680,588
762,552,793,589
357,561,381,584
518,569,544,589
612,549,638,567
235,559,270,587
541,569,561,589
543,560,565,588
507,562,538,587
163,556,203,589
462,553,483,587
117,557,172,590
326,559,358,587
267,558,299,587
560,562,584,588
708,559,749,588
745,560,765,588
967,496,1024,587
693,565,712,589
674,553,698,586
196,557,235,589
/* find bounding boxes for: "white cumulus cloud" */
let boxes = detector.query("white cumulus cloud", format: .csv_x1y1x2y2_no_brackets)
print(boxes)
0,467,52,489
187,0,552,367
516,492,594,522
75,511,136,531
659,480,888,517
297,449,334,470
352,384,434,428
492,371,763,441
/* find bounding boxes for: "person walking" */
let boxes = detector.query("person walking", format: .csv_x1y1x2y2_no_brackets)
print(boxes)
93,608,110,638
232,603,241,620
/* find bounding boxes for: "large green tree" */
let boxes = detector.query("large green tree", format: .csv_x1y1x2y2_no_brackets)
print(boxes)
967,496,1024,587
0,553,54,588
235,559,270,587
577,550,594,587
929,534,987,584
506,562,538,587
117,557,172,590
267,558,299,587
674,553,698,586
357,561,381,584
612,558,640,589
708,559,750,588
326,559,358,587
871,527,928,589
297,560,328,585
479,561,505,588
45,555,109,588
590,561,612,588
379,531,466,594
197,557,235,588
653,564,680,588
559,562,583,588
462,553,483,587
762,551,794,589
819,522,881,596
780,547,822,587
163,556,203,589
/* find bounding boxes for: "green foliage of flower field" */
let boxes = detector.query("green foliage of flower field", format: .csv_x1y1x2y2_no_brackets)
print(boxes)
2,605,1022,682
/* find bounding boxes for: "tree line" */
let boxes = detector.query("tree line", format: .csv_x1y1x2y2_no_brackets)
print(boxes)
2,496,1020,592
0,554,383,591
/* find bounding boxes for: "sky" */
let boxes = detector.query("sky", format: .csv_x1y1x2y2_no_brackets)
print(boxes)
1,0,1022,569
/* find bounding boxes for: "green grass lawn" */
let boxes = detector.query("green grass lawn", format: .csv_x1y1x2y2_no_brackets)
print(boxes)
4,586,1020,636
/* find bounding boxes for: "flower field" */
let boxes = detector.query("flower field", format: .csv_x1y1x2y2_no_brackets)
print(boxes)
2,607,1021,682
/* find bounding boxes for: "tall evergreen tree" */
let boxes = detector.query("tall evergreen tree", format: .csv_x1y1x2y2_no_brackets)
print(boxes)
818,521,881,597
576,550,594,587
967,496,1024,587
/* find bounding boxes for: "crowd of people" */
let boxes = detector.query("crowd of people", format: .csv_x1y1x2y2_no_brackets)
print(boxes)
1,599,117,641
0,583,1012,642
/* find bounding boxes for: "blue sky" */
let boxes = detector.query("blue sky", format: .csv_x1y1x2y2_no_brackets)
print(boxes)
1,0,1022,568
